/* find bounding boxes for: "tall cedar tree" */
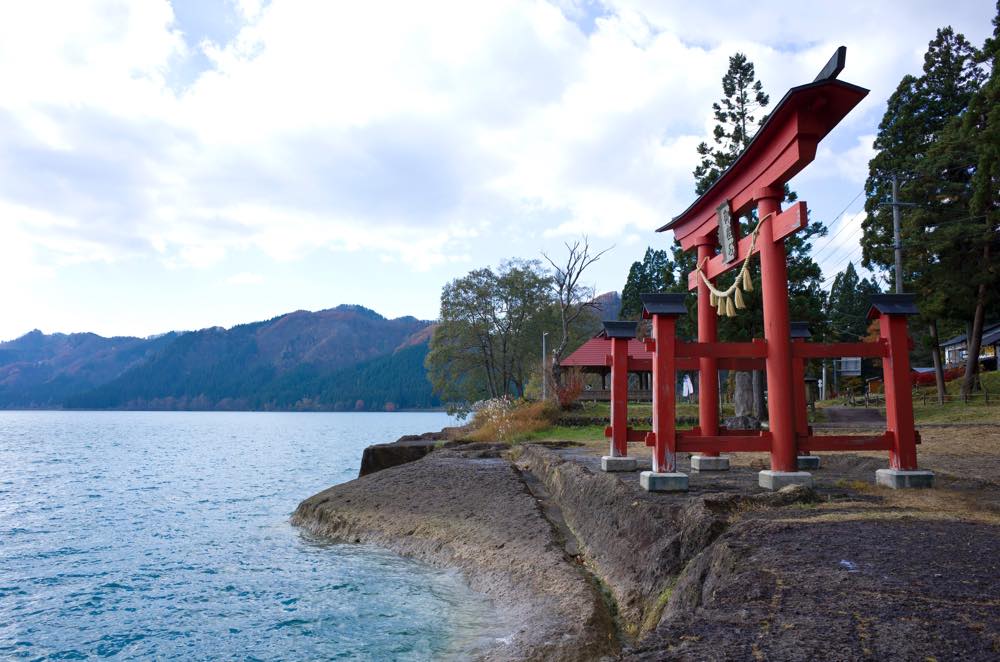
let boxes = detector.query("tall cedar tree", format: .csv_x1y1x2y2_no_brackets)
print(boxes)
619,247,695,339
825,262,881,341
926,9,1000,396
862,21,994,397
686,53,828,416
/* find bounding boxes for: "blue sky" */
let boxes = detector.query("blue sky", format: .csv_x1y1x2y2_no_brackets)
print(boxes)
0,0,994,340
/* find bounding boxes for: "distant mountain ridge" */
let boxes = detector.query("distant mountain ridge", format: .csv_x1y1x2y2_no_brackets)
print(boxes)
0,305,440,411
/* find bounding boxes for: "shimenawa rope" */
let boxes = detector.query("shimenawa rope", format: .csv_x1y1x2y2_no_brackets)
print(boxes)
695,211,774,318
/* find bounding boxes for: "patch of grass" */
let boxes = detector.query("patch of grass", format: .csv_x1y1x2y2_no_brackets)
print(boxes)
565,400,734,420
911,398,1000,424
834,479,873,492
640,579,677,634
773,483,1000,527
816,392,999,424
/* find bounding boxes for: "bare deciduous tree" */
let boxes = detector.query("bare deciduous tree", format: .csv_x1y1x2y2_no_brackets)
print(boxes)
542,237,613,388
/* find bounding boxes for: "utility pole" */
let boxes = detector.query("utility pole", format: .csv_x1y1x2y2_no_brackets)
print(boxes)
541,332,549,401
884,176,945,405
891,174,904,294
821,360,827,401
880,174,917,293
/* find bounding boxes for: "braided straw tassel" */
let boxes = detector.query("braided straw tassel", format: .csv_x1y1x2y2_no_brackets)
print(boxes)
734,287,746,310
693,211,773,318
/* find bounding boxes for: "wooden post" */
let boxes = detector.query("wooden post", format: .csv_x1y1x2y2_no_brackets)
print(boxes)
651,315,677,472
879,313,918,470
789,321,813,450
696,240,720,452
610,336,629,458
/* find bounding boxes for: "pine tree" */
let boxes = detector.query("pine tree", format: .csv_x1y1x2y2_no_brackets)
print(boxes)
693,53,769,195
687,53,828,418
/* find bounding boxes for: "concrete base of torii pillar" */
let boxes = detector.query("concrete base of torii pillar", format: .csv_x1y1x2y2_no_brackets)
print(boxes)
601,456,637,472
759,470,813,490
876,469,934,489
691,455,730,471
640,471,689,492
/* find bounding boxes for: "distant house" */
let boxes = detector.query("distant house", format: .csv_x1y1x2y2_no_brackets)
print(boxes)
941,322,1000,371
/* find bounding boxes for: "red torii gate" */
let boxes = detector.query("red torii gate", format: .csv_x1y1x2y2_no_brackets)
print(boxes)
601,48,934,491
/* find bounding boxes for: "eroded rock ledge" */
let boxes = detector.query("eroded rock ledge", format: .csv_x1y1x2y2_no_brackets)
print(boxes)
293,443,617,661
294,442,1000,660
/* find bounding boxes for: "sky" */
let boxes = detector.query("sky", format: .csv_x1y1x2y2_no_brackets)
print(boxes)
0,0,995,340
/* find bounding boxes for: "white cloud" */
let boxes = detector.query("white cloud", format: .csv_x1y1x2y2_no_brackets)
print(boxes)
0,0,993,298
226,271,264,285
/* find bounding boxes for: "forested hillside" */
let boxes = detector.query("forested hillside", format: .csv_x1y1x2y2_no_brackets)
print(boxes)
0,305,440,411
0,330,180,408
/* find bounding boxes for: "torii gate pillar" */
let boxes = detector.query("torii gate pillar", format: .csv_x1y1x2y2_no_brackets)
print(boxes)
755,186,811,488
691,240,729,472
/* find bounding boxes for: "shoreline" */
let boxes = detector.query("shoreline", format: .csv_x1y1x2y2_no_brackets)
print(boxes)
0,407,451,414
292,441,617,660
293,426,1000,660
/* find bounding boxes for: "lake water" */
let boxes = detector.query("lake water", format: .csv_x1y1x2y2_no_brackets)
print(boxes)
0,410,495,660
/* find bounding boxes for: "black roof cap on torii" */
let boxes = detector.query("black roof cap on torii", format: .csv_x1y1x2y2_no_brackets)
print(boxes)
790,321,812,339
867,293,919,319
602,320,639,339
658,46,868,237
640,292,688,318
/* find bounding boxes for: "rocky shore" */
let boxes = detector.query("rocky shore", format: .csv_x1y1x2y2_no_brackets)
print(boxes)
293,430,1000,660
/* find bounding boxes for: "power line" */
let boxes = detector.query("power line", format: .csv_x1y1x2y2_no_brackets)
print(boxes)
815,220,867,269
820,244,867,284
809,190,865,260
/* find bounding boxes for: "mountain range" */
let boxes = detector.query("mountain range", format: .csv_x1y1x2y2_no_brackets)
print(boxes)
0,305,439,411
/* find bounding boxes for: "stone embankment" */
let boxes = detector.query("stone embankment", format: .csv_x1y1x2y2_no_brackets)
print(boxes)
293,435,1000,660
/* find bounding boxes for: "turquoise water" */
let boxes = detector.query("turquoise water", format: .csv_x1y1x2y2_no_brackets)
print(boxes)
0,411,494,660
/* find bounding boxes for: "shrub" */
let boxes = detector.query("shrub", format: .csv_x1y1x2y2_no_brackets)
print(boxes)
468,397,559,443
554,368,585,410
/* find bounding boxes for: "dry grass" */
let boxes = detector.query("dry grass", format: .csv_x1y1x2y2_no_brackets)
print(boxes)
467,399,561,443
776,490,1000,526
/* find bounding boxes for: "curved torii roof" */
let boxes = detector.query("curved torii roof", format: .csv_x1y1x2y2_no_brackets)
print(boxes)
659,48,868,251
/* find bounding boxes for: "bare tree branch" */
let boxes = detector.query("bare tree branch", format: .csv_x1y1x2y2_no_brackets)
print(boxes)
541,236,613,386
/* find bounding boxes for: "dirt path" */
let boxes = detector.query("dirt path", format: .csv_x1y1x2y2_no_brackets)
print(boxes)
816,405,885,427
